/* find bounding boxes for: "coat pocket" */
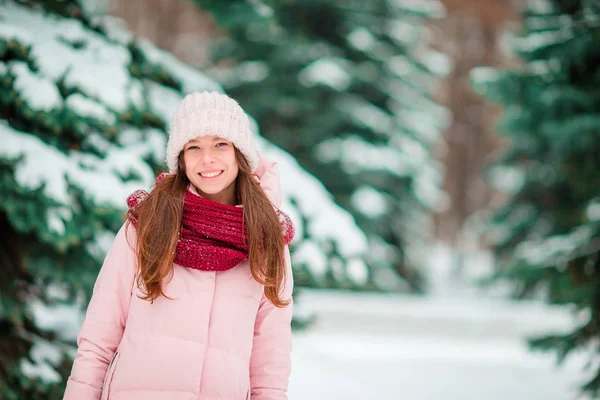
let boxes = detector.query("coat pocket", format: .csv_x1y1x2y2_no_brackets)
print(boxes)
101,350,120,400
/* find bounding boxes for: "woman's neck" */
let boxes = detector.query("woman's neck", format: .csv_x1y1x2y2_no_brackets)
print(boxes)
187,184,238,206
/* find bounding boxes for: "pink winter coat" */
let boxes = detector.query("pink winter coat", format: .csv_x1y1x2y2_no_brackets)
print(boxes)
63,154,294,400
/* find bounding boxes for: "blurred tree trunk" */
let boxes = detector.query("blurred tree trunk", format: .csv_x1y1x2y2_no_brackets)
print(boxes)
431,0,519,268
110,0,217,67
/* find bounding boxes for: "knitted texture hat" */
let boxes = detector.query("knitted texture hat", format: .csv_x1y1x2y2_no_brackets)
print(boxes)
166,91,259,173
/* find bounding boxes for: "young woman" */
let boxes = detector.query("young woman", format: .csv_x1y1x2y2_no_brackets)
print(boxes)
63,91,295,400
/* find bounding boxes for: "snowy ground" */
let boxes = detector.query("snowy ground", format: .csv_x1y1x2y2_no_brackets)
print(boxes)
289,290,590,400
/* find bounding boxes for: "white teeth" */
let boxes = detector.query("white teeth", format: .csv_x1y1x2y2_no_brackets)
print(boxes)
200,171,222,178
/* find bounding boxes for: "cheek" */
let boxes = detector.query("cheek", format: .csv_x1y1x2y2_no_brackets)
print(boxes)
230,163,239,179
229,154,240,175
223,150,238,168
183,153,196,176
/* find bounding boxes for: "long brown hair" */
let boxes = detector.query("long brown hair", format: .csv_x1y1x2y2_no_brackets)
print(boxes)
126,148,289,307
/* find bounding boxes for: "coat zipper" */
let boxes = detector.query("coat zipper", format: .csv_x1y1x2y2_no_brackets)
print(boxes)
102,350,119,400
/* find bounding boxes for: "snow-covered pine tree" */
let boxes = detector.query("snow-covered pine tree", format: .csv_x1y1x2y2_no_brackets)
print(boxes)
471,0,600,394
0,1,368,397
194,0,451,291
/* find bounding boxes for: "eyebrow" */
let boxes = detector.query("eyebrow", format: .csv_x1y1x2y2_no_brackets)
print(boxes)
188,137,226,143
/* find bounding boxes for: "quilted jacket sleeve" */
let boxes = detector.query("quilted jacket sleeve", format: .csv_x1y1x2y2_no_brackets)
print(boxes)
63,223,137,399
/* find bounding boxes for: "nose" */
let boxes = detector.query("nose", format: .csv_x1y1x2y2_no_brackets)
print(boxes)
200,148,215,164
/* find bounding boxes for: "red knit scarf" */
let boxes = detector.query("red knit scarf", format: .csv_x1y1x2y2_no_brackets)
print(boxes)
126,186,295,272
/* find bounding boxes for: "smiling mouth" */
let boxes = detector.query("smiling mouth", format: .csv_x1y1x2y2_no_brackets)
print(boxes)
199,171,223,179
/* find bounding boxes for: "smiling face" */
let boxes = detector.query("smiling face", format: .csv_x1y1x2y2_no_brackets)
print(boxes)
183,135,239,205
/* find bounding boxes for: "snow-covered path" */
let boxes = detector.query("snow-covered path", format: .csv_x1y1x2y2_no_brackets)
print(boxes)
288,290,588,400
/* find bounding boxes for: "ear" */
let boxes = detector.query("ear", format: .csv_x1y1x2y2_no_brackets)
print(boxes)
253,151,282,207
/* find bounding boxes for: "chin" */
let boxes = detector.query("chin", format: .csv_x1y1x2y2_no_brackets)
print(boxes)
197,186,225,195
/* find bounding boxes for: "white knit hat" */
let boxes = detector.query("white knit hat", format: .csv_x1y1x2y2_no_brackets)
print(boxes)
166,91,259,173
